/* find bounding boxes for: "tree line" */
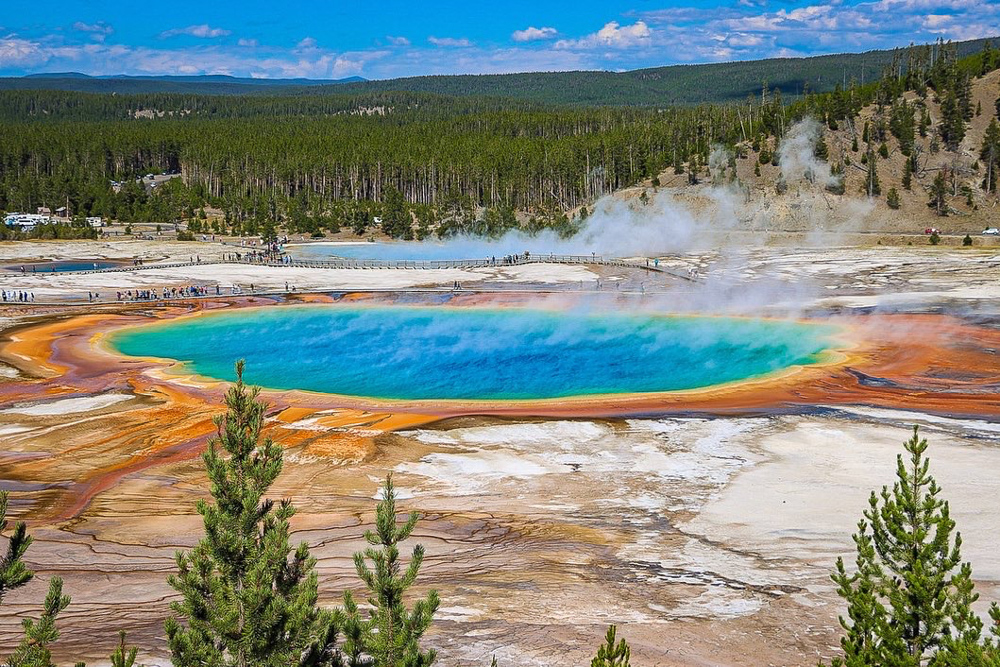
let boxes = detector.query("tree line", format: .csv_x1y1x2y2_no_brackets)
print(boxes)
0,40,997,239
0,96,770,237
0,36,993,107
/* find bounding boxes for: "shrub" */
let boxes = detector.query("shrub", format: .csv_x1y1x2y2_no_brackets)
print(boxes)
886,188,901,209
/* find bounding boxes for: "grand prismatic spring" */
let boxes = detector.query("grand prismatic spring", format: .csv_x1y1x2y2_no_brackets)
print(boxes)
1,243,1000,667
108,306,840,400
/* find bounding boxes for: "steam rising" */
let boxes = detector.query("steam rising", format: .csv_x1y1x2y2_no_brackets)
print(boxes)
291,118,868,263
777,117,839,188
288,118,876,315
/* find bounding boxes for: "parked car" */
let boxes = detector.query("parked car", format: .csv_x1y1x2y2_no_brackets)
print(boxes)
983,228,1000,236
924,228,941,235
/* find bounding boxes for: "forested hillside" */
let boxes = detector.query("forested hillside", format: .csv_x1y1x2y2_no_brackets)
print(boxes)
332,37,996,106
0,98,782,238
1,39,997,240
1,37,994,106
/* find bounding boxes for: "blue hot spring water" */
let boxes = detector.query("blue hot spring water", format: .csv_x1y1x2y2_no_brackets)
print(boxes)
5,260,120,273
288,242,455,261
109,306,839,401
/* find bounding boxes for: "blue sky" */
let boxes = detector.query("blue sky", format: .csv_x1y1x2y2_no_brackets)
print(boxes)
1,0,997,79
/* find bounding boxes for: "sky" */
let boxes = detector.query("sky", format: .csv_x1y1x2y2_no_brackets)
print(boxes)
0,0,997,80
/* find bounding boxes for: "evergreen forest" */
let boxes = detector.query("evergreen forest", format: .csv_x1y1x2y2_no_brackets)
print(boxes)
0,38,997,241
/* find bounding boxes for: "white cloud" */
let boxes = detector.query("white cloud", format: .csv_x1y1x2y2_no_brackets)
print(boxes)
635,7,735,24
511,26,558,42
160,24,231,39
725,32,765,47
0,34,388,80
367,45,589,77
6,0,1000,80
331,56,364,76
0,37,46,67
72,21,113,42
428,36,473,47
719,0,998,38
938,22,998,40
922,14,953,27
555,21,652,50
870,0,984,10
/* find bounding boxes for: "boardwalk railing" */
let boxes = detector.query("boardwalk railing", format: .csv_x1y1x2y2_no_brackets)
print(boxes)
270,254,637,270
7,253,692,280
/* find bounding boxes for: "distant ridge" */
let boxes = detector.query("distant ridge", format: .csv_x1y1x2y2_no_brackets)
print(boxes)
24,71,93,79
26,72,366,85
3,73,366,95
2,36,995,105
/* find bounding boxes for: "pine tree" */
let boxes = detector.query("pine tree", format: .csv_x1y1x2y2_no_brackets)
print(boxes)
902,157,914,190
958,74,973,121
592,626,630,667
1,492,33,606
829,523,906,665
815,134,830,160
165,361,341,667
940,90,966,150
110,631,140,667
890,99,916,156
887,187,901,209
864,148,881,197
980,119,1000,193
930,170,949,216
6,579,72,667
826,427,995,666
346,474,440,667
919,108,930,138
1,491,72,667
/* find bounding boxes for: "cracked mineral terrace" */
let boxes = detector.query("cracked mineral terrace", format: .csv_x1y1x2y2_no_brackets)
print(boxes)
0,239,998,667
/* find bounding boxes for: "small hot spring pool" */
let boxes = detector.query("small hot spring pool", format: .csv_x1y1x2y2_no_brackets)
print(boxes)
108,306,840,401
288,242,515,262
5,260,122,273
287,242,454,262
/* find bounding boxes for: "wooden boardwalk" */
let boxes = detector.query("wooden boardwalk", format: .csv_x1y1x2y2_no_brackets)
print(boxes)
31,253,693,281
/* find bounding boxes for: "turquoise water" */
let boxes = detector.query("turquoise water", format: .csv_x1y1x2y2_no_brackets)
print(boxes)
289,243,449,261
5,260,120,273
288,240,583,262
109,306,838,401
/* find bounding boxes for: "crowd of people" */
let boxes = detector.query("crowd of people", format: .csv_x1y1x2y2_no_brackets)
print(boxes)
3,290,34,302
115,285,220,302
222,249,284,263
496,252,531,265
